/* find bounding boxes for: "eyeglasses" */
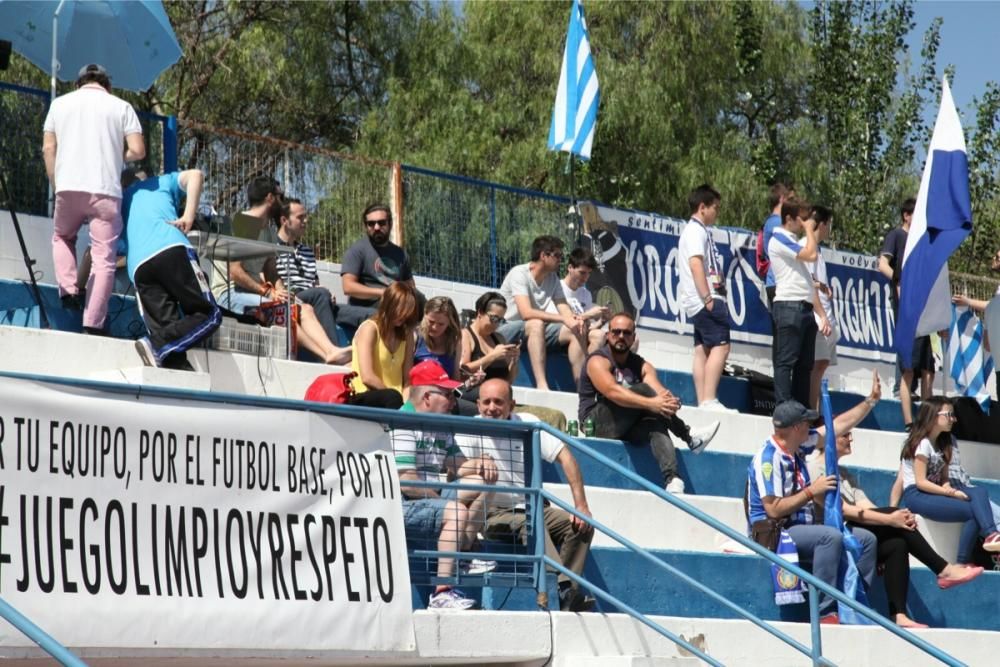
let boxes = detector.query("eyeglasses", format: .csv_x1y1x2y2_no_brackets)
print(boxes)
547,251,564,259
364,218,391,228
486,314,504,324
609,328,635,337
937,411,956,419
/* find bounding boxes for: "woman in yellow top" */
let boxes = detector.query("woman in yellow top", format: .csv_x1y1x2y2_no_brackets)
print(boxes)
348,282,421,408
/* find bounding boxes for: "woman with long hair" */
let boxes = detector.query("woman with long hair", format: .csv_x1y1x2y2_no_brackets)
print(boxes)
899,396,1000,561
415,296,485,415
347,282,421,408
809,396,983,628
460,291,520,397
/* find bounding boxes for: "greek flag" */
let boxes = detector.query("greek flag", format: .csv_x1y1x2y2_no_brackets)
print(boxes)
896,78,973,364
820,380,873,625
548,0,599,159
949,304,994,412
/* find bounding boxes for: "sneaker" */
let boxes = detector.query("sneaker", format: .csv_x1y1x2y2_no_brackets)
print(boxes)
819,613,840,625
983,532,1000,552
665,477,685,494
60,293,83,311
559,585,596,612
428,588,476,610
698,399,737,413
135,338,159,367
688,420,720,454
461,558,498,575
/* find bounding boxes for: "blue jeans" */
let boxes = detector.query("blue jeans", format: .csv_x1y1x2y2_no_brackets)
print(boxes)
903,484,998,563
786,524,877,616
771,301,817,405
217,288,263,314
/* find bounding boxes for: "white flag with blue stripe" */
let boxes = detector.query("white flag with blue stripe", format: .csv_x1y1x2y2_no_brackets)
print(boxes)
949,304,994,412
548,0,599,159
896,78,972,364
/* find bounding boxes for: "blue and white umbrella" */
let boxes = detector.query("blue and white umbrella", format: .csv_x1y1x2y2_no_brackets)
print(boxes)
0,0,182,95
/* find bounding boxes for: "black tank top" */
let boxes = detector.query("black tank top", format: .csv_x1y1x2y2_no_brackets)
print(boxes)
466,325,510,380
578,345,645,421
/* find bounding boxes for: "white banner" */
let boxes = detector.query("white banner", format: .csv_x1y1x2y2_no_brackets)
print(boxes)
0,376,414,653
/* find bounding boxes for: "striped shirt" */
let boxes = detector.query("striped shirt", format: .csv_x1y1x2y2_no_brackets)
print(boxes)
394,429,464,481
274,242,318,293
747,431,819,526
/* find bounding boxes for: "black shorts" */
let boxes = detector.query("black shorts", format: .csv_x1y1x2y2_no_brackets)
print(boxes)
900,335,934,372
692,301,731,349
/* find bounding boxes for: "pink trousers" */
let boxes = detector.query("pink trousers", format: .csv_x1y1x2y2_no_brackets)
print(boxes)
51,191,122,329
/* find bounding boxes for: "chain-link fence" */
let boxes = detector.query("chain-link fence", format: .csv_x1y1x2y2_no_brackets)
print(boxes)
178,120,394,263
951,271,999,303
401,165,575,289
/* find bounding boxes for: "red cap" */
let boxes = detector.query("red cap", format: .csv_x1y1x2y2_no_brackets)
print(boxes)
409,360,462,389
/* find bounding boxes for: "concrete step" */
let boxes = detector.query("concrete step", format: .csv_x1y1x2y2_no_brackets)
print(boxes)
515,384,1000,480
88,365,213,390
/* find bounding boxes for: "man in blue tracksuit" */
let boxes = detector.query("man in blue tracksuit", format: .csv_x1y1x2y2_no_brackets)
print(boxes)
122,168,221,371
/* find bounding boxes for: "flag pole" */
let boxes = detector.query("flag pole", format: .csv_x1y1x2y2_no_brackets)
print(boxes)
569,154,582,246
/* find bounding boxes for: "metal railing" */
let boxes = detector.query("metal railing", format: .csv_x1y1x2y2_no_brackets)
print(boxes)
0,370,965,666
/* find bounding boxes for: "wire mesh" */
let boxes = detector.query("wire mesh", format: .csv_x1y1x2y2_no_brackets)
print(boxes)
178,120,393,263
400,167,575,288
387,420,539,608
950,270,999,303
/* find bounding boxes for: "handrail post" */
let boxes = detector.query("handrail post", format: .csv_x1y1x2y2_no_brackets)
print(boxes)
808,582,823,666
530,428,548,609
0,597,86,666
163,115,178,173
489,187,498,287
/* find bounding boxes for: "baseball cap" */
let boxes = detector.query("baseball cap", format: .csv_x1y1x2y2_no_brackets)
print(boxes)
772,400,820,428
78,63,107,78
409,360,462,389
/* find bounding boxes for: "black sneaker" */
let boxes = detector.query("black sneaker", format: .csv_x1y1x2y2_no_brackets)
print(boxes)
558,585,596,612
61,293,83,311
83,326,108,337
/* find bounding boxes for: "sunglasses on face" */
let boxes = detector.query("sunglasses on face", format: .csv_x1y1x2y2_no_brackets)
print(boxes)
937,411,956,419
425,389,457,400
486,314,504,324
609,328,635,337
364,218,391,228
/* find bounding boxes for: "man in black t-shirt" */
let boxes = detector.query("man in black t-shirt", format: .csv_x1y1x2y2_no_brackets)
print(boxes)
337,203,417,328
577,313,718,494
878,197,934,426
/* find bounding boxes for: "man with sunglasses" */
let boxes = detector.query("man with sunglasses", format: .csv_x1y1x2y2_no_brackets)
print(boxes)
497,235,588,391
578,313,720,494
338,203,416,328
394,360,499,609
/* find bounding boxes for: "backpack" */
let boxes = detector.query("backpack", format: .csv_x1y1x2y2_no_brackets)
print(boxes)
755,227,770,279
304,372,358,404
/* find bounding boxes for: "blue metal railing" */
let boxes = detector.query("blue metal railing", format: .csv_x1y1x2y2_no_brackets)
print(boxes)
533,422,964,667
0,369,967,666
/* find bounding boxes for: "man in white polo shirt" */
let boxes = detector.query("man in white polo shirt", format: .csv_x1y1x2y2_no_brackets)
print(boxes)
678,183,732,410
767,198,820,405
43,63,145,334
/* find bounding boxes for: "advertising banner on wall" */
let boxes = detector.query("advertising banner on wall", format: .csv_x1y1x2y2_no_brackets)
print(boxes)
0,376,415,654
582,203,895,361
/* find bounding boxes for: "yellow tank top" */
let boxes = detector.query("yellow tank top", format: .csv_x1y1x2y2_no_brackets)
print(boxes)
350,321,405,394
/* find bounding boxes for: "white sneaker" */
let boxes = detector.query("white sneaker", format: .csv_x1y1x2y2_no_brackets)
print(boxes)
461,558,498,575
429,588,477,610
665,478,686,494
688,420,720,454
699,399,737,413
134,337,158,367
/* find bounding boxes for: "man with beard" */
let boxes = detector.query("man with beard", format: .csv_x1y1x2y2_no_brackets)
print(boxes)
214,175,286,313
577,312,719,494
337,203,417,329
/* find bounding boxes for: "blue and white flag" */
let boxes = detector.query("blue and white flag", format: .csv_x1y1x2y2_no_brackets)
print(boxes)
820,380,873,625
896,78,972,364
949,304,994,412
548,0,599,159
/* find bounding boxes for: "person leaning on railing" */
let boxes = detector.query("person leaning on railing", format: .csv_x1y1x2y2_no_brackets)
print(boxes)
346,281,420,409
454,378,596,612
806,378,983,629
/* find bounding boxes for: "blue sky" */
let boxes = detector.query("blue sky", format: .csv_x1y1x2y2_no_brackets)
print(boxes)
911,0,1000,117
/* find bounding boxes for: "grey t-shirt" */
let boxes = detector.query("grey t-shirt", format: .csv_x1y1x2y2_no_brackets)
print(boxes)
340,237,413,306
499,263,566,322
234,222,279,293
